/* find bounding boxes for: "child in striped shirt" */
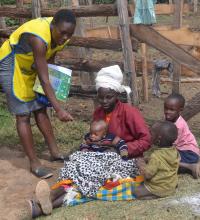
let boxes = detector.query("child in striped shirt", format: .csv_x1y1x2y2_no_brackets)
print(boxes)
80,120,128,160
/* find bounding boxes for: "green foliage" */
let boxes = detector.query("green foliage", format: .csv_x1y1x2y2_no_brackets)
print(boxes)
0,0,16,5
5,18,19,27
0,0,19,27
93,0,115,4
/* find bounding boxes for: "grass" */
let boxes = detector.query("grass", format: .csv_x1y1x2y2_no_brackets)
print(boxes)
1,95,200,220
0,110,89,155
0,94,19,148
2,7,200,220
0,94,89,154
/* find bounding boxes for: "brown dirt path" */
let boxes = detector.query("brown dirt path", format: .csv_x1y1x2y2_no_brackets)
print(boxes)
0,147,63,220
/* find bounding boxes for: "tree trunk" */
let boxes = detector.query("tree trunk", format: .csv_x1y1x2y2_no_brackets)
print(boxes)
0,28,139,52
55,56,144,75
0,5,118,18
0,4,191,18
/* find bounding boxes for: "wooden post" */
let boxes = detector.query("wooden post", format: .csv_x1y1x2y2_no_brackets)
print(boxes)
71,0,94,90
32,0,41,18
193,0,198,13
117,0,138,105
172,0,183,94
141,43,148,102
0,18,6,29
174,0,183,27
0,2,6,45
40,0,48,8
16,0,24,24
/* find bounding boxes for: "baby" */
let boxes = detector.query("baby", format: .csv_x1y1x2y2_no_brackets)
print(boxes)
80,120,128,160
135,121,179,199
164,93,200,178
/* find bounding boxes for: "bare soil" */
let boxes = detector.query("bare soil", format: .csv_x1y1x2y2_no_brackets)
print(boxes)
1,80,200,220
0,147,63,220
1,7,200,220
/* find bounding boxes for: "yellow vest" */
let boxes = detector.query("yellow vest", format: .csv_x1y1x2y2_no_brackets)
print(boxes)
0,17,68,102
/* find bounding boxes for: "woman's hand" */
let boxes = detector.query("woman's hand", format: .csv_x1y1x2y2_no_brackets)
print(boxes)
57,109,73,122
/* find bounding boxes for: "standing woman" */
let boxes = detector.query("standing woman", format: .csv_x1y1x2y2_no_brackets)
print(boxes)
0,9,76,178
93,65,151,158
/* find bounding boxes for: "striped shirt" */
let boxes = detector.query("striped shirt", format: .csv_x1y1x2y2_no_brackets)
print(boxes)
80,133,128,153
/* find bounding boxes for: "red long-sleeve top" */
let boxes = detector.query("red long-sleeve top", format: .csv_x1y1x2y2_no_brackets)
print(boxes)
93,100,151,158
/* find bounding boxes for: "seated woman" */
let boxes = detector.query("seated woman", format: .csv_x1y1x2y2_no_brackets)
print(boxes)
28,65,151,218
93,65,151,158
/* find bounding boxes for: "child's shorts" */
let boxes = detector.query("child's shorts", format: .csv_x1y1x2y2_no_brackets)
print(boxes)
178,150,199,164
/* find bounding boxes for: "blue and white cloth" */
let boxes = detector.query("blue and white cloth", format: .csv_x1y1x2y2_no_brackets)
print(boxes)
133,0,157,25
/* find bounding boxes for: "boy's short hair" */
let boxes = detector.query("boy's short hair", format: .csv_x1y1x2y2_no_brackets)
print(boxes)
165,93,185,108
53,9,76,25
159,121,178,146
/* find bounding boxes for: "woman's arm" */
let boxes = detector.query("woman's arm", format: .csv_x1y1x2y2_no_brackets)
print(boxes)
126,107,151,157
29,36,73,122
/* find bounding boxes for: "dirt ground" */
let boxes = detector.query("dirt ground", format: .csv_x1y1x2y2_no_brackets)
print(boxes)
1,81,200,220
0,147,64,220
2,6,200,220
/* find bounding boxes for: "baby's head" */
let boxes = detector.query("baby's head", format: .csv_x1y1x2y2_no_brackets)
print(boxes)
89,120,108,142
164,93,185,122
151,121,178,148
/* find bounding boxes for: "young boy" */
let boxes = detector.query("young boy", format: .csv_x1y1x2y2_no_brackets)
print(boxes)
135,121,179,199
80,120,128,160
164,93,200,178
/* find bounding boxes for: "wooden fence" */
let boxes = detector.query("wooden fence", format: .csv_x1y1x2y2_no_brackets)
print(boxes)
0,0,200,105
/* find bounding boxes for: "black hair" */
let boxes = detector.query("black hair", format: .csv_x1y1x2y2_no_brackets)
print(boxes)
158,121,178,147
165,93,185,108
53,9,76,25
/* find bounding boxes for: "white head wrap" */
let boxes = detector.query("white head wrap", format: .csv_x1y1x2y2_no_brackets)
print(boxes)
95,65,131,94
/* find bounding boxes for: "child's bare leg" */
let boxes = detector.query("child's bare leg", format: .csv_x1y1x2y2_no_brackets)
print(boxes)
29,193,65,218
179,162,200,179
53,194,66,208
34,108,62,159
16,114,41,171
135,184,158,200
51,186,66,201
